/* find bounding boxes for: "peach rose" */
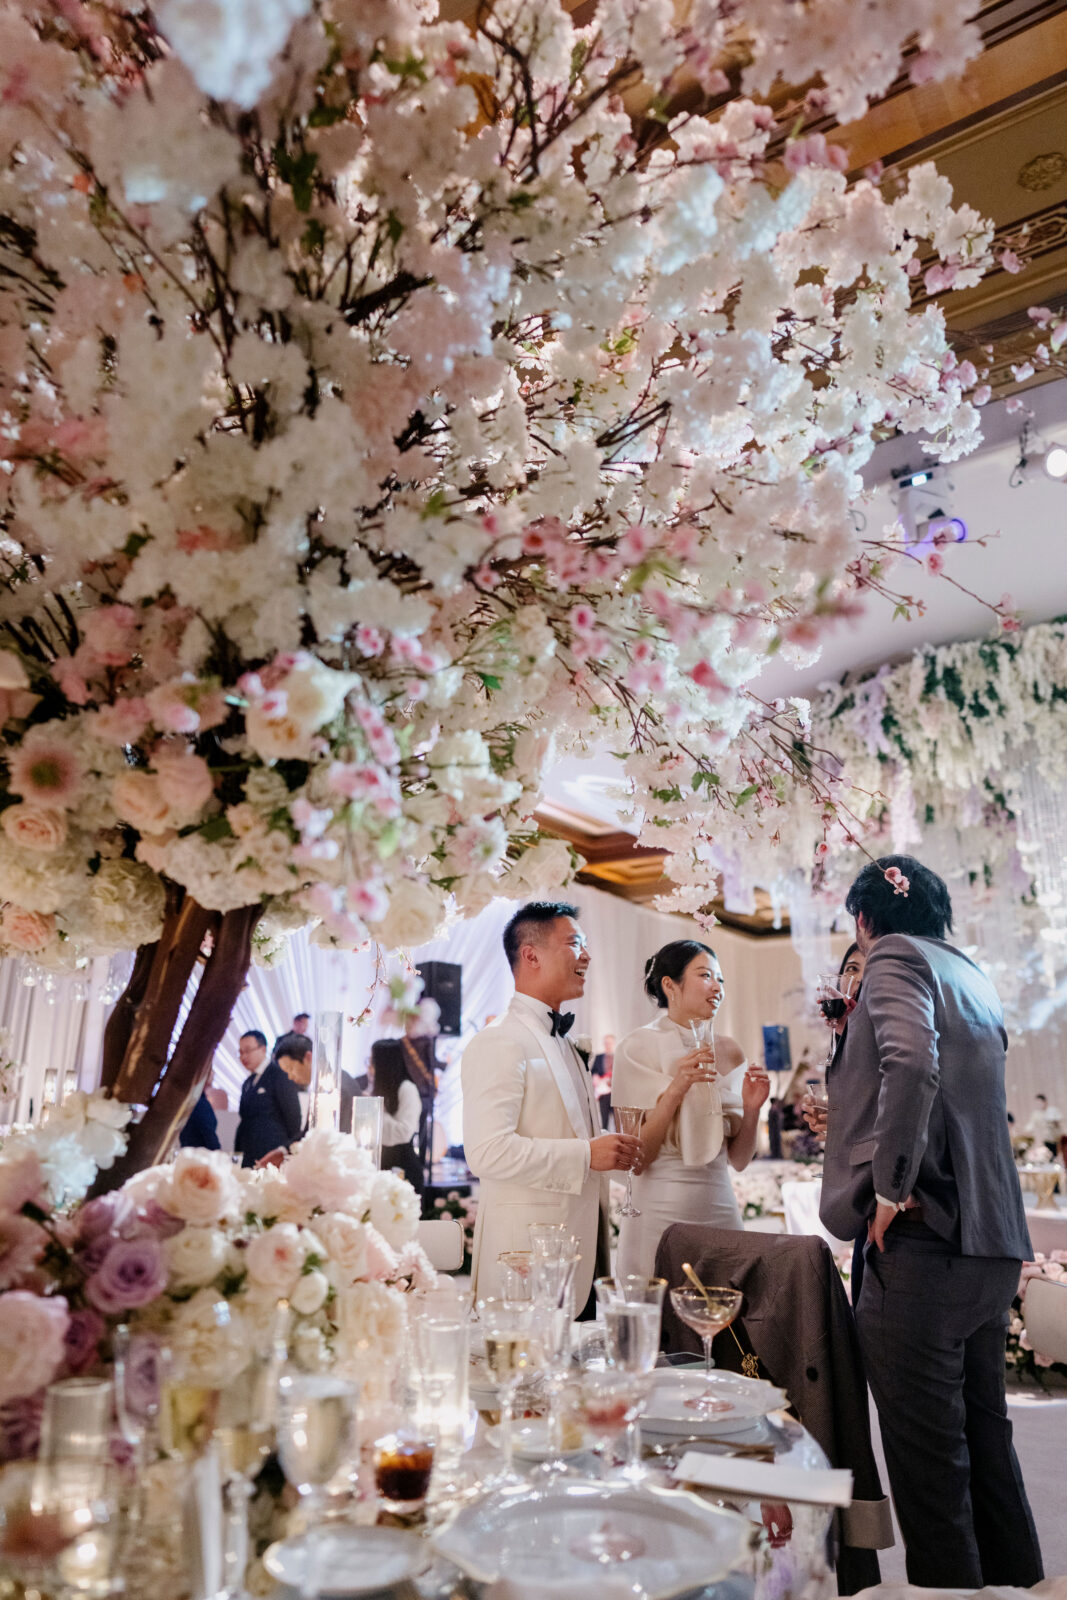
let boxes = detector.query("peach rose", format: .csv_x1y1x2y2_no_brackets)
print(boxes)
1,804,68,854
1,906,55,953
113,770,170,834
159,1149,238,1227
151,748,214,823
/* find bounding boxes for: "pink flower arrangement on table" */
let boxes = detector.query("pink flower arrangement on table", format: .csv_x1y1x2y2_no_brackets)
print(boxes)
0,1129,433,1459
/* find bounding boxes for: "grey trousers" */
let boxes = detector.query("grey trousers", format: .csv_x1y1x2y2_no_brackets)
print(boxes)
856,1225,1043,1589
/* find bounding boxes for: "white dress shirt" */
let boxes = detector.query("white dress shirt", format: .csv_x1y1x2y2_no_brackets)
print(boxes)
382,1079,422,1145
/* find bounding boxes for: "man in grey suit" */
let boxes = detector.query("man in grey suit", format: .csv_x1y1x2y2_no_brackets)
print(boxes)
820,854,1041,1589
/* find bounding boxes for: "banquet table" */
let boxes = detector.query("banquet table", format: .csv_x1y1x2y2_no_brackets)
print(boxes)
266,1384,838,1600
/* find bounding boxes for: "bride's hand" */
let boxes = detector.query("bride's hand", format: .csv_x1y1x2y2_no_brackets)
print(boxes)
672,1048,719,1097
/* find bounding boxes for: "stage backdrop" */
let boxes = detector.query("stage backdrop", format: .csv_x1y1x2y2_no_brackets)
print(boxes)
0,886,1058,1136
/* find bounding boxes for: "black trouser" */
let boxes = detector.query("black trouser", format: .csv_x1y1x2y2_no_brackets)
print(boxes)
856,1223,1042,1588
382,1139,424,1194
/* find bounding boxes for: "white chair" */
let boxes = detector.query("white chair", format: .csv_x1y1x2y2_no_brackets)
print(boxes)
416,1217,465,1272
780,1178,852,1252
1022,1274,1067,1365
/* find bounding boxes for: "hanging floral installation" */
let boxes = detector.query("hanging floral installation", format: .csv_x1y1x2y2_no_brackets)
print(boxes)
725,620,1067,1022
0,0,1007,1172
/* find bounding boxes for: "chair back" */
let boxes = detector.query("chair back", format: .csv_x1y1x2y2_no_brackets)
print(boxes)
1023,1274,1067,1365
416,1217,465,1271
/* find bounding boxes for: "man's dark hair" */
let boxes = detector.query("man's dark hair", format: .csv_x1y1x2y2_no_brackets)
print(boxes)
273,1030,313,1063
502,901,579,972
845,855,953,941
293,1011,311,1025
644,940,716,1009
241,1029,267,1049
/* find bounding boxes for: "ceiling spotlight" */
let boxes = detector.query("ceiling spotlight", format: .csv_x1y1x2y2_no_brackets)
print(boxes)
894,469,933,490
925,515,968,543
1045,443,1067,481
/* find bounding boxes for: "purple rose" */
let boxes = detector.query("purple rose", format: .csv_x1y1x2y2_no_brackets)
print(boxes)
77,1193,132,1243
64,1308,106,1374
119,1334,162,1420
134,1200,184,1241
85,1237,168,1314
79,1235,113,1275
0,1392,44,1462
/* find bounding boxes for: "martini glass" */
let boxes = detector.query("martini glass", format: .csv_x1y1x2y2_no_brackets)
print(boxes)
613,1107,644,1218
668,1285,744,1415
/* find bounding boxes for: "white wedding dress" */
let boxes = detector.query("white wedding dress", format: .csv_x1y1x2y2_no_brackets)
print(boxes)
613,1014,745,1280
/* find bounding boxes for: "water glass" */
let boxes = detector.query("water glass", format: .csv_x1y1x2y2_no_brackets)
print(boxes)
477,1298,542,1484
277,1373,359,1525
497,1250,534,1303
38,1378,113,1474
410,1313,470,1475
349,1097,383,1168
594,1277,665,1480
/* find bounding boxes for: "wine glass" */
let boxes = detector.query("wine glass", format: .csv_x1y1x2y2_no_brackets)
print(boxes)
668,1284,744,1415
0,1459,122,1600
613,1107,644,1218
815,970,859,1065
498,1250,534,1303
477,1298,542,1486
577,1367,648,1468
594,1276,665,1480
277,1373,358,1600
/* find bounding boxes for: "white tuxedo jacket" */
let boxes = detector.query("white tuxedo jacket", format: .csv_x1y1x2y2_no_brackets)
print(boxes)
461,996,608,1309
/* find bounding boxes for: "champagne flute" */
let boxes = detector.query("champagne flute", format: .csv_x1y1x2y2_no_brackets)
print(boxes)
594,1276,665,1480
477,1298,542,1485
529,1246,581,1478
158,1299,234,1464
613,1107,644,1218
216,1339,286,1600
668,1284,744,1415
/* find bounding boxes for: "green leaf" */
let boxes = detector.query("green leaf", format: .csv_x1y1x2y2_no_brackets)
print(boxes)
421,488,449,519
733,783,759,809
308,103,346,128
123,530,151,559
302,218,326,256
476,671,502,691
276,146,319,213
199,814,234,842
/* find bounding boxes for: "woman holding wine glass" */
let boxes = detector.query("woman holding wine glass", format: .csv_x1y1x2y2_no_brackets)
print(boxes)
612,941,770,1279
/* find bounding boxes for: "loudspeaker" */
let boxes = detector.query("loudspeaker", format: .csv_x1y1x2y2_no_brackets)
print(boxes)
761,1024,792,1077
416,960,462,1036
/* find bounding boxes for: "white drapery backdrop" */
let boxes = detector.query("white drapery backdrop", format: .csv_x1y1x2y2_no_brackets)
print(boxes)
2,884,1062,1131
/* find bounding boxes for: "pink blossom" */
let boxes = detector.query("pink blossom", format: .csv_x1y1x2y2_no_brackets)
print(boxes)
82,605,137,667
0,1215,44,1291
690,660,730,701
355,625,386,656
349,880,389,922
884,866,910,897
0,1292,70,1405
1027,306,1052,324
9,737,81,806
570,604,596,634
972,385,991,407
151,747,214,819
999,249,1023,274
925,551,945,576
619,525,652,564
0,906,55,954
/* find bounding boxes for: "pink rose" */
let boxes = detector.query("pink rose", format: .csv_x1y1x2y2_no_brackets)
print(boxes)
8,737,81,807
150,748,214,822
159,1149,238,1226
0,804,68,854
0,906,55,954
0,1215,45,1291
0,1292,70,1405
112,770,170,834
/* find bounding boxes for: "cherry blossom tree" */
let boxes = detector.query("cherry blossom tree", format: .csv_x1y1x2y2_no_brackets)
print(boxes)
0,0,995,1181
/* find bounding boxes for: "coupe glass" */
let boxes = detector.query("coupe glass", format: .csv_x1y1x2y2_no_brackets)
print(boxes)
612,1107,644,1218
594,1277,664,1480
668,1285,744,1414
477,1298,542,1486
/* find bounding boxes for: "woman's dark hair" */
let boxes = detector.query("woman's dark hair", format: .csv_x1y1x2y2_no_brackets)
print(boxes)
370,1039,411,1117
644,940,717,1009
838,942,859,975
845,855,952,941
273,1030,312,1064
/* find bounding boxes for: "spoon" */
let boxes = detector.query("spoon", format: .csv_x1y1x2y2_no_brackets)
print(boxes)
681,1261,715,1312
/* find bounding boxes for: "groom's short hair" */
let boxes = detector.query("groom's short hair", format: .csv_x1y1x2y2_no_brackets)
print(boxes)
503,901,579,971
845,855,952,940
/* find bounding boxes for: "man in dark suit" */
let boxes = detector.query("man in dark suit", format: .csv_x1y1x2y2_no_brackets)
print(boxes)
178,1090,220,1150
821,855,1041,1589
590,1033,615,1129
234,1028,302,1168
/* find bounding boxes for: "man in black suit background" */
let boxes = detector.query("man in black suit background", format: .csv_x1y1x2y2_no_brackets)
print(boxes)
234,1028,302,1168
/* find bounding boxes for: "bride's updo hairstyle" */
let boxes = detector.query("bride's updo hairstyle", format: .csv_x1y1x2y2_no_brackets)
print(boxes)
644,940,717,1009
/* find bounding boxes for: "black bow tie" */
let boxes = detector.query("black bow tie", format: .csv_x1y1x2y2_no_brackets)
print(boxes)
549,1009,574,1038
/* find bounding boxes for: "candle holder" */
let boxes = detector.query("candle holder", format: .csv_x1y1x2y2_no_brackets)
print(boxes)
311,1010,344,1132
350,1096,383,1168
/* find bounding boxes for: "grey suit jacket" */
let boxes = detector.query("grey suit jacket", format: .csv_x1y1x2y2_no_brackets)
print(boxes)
820,934,1031,1259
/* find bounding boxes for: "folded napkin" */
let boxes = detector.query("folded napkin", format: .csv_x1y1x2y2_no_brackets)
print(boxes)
676,1450,853,1507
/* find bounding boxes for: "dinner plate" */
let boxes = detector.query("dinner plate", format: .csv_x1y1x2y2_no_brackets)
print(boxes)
486,1418,588,1460
263,1526,428,1596
432,1476,749,1597
641,1369,787,1437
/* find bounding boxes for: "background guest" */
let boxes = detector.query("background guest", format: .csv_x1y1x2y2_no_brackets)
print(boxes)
371,1038,425,1192
178,1089,220,1150
401,1014,439,1183
591,1033,615,1129
274,1031,314,1134
292,1009,311,1036
1025,1092,1061,1156
234,1028,302,1169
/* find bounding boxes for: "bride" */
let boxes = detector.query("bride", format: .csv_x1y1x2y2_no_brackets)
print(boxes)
612,939,770,1279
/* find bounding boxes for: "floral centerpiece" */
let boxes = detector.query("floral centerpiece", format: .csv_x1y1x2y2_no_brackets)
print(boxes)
0,0,1007,1181
0,1124,433,1459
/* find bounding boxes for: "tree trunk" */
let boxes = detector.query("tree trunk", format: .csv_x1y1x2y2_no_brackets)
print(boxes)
88,892,259,1197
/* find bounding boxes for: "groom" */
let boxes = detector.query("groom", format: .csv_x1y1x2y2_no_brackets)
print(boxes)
462,901,641,1316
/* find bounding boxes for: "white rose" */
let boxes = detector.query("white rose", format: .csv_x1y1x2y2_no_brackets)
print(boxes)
369,1171,420,1251
290,1269,329,1315
315,1212,368,1285
369,879,445,951
164,1226,229,1288
170,1289,248,1387
160,1148,239,1226
243,1223,305,1295
506,837,574,896
284,1129,374,1212
1,805,68,854
239,1167,312,1226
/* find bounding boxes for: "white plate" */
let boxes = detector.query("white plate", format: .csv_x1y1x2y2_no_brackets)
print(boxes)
432,1476,749,1597
263,1526,428,1597
641,1369,787,1437
486,1418,587,1460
